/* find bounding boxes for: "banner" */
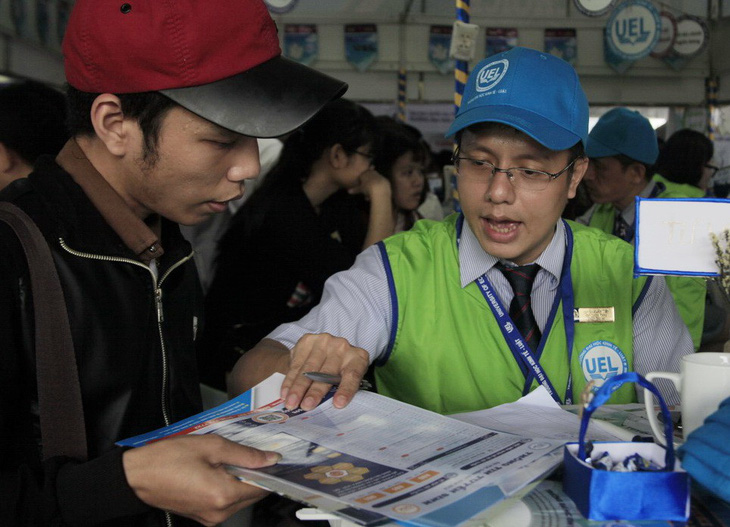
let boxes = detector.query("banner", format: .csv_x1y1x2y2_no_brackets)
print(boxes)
36,0,49,45
263,0,298,14
486,27,518,58
544,28,577,65
604,0,660,73
345,24,378,72
428,25,454,75
573,0,616,17
284,24,318,66
11,0,28,38
650,11,677,59
57,0,71,46
662,15,709,71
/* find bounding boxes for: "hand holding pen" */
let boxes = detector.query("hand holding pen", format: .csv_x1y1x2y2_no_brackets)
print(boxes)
279,333,370,411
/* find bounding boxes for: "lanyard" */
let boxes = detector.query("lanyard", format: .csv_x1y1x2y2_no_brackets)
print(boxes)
456,215,576,405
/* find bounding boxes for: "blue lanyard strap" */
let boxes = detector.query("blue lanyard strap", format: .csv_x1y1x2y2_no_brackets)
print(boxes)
456,215,575,405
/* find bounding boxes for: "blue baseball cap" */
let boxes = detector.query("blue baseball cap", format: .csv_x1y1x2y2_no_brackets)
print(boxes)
585,107,659,165
445,46,588,151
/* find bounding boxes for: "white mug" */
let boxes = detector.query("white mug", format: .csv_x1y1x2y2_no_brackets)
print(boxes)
644,353,730,445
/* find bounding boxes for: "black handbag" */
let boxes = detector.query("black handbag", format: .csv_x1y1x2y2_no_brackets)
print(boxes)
0,202,87,461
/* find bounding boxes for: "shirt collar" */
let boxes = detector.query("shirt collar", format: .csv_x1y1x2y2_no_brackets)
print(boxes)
619,179,656,224
55,139,163,264
458,217,565,288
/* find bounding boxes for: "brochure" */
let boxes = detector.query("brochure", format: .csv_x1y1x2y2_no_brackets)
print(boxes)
118,374,564,527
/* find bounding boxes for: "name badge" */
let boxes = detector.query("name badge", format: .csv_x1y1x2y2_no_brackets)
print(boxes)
573,307,615,323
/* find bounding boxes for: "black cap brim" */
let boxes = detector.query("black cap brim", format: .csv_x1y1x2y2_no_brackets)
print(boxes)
160,56,347,138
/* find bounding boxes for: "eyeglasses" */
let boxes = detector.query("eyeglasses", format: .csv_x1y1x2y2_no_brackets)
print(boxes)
452,150,582,191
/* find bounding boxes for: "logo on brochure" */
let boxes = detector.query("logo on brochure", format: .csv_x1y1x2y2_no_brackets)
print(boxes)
304,462,370,485
579,340,628,387
392,504,421,514
475,59,509,92
252,412,289,424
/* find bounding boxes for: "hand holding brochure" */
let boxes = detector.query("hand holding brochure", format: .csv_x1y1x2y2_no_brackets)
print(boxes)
118,374,564,527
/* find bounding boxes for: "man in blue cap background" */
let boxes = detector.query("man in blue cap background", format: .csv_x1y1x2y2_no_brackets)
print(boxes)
578,108,707,351
231,47,692,415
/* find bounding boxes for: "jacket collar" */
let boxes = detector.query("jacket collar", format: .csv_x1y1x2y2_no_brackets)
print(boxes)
56,139,163,264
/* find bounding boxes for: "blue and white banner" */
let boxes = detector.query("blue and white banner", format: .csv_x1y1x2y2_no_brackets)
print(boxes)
56,0,71,46
428,25,454,75
486,27,518,58
604,0,660,72
11,0,27,37
662,15,709,71
264,0,298,14
345,24,378,72
284,24,318,66
36,0,48,45
573,0,616,17
544,28,577,65
650,11,677,58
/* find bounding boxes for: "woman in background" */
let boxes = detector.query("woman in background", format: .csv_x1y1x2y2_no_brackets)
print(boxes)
200,99,391,390
373,116,428,232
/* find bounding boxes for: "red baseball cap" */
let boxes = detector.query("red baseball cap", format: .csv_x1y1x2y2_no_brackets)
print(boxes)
62,0,347,137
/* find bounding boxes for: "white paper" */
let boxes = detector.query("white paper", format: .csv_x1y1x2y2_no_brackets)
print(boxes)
450,386,633,442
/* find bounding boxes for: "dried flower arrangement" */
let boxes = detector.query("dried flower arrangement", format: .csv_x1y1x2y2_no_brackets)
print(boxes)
710,230,730,301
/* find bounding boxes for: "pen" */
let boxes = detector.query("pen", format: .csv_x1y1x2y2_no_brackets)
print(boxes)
303,371,372,391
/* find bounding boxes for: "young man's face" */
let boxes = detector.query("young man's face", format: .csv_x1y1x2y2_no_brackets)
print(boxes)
126,106,260,225
582,156,640,210
457,126,586,265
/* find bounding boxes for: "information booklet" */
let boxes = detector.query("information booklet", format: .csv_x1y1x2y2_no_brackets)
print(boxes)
118,374,564,527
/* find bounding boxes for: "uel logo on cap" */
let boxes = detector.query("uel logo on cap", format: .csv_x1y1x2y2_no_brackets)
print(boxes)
475,59,509,93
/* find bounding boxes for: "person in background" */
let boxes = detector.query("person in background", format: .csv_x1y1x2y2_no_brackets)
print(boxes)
0,0,346,525
230,47,692,416
0,80,68,191
578,108,707,351
655,128,715,195
678,395,730,503
200,99,391,391
405,126,446,222
373,116,428,232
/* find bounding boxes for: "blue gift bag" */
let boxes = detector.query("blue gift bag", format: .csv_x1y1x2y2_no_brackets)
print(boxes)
563,372,690,521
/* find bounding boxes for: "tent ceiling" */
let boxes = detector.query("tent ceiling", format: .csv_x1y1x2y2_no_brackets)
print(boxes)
274,0,710,21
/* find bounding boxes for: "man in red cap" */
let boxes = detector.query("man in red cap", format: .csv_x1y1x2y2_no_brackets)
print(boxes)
0,1,345,525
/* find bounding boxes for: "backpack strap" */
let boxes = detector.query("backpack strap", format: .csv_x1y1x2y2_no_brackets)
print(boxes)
0,202,87,461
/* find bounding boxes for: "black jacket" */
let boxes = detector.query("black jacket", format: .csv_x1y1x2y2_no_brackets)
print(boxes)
0,157,203,526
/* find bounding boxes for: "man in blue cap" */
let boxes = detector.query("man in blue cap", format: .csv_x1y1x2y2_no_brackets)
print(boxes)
578,108,707,350
232,47,692,414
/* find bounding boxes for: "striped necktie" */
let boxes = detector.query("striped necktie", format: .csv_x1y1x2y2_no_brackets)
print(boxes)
497,263,542,352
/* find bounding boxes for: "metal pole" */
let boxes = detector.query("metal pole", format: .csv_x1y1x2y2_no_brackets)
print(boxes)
397,0,416,123
454,0,470,116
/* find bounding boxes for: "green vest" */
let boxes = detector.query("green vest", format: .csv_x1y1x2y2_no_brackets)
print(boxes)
587,174,707,350
376,216,645,414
